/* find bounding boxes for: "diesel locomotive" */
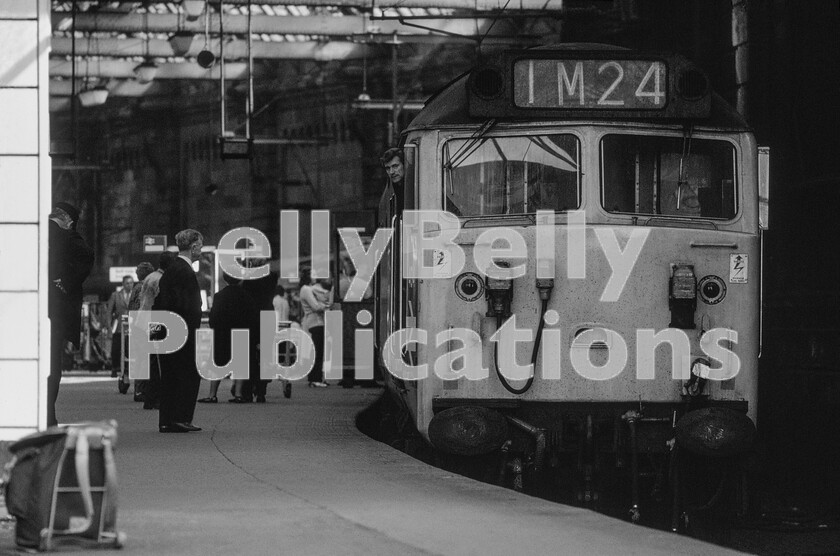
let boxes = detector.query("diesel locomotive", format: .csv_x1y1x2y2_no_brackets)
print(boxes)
373,44,769,528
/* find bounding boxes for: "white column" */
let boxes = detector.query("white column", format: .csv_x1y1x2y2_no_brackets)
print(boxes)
0,0,51,438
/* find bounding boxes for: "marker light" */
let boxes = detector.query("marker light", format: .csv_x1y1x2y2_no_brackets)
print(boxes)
670,265,697,300
469,66,504,100
677,68,710,100
669,264,697,329
485,262,513,319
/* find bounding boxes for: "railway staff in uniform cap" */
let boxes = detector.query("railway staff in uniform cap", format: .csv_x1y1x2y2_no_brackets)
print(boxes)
48,201,94,427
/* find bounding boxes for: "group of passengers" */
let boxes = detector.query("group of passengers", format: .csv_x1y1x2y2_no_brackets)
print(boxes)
49,148,403,431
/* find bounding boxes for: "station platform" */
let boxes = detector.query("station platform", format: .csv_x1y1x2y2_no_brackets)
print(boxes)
1,376,747,555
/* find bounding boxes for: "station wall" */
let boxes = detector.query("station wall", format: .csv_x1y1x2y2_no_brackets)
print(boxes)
53,87,388,294
0,0,51,439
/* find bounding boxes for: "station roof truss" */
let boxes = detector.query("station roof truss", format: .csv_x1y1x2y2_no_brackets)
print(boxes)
47,1,633,105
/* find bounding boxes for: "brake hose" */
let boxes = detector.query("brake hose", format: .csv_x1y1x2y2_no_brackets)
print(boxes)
493,298,548,395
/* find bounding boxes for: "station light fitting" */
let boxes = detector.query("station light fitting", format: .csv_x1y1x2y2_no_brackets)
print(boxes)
77,86,109,107
134,61,159,84
197,50,215,69
168,31,195,57
182,0,206,21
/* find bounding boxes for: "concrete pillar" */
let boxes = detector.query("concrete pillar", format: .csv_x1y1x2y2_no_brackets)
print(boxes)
0,0,51,439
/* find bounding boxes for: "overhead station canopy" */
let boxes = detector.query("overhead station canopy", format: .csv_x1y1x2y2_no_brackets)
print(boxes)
47,0,562,103
467,47,713,120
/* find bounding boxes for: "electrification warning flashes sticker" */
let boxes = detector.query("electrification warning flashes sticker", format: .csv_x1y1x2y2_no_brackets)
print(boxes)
431,248,452,278
729,254,748,283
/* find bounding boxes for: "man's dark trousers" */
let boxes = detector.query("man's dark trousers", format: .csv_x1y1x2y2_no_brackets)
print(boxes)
158,332,201,425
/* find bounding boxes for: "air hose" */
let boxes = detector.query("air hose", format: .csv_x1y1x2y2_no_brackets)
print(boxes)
493,297,549,395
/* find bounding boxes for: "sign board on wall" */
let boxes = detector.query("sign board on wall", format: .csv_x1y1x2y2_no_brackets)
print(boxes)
143,234,167,253
109,266,138,282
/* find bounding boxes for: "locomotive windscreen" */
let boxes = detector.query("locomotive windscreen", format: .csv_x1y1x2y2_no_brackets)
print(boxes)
444,134,580,217
601,134,737,220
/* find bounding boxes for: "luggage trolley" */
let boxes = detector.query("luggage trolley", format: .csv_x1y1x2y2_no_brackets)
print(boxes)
4,422,126,551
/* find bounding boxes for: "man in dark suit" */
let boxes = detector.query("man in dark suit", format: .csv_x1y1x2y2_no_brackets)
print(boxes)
241,261,277,402
199,271,259,403
48,202,94,427
153,229,204,433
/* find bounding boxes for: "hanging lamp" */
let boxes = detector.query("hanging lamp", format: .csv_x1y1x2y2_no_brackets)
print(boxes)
196,0,215,68
78,27,108,107
78,86,109,107
169,5,194,56
356,35,371,101
134,10,158,83
182,0,205,21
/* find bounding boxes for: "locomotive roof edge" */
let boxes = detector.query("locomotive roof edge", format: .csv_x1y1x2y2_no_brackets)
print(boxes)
405,44,749,133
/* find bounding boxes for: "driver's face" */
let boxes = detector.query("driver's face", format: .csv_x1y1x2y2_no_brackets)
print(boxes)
676,179,703,213
384,156,404,185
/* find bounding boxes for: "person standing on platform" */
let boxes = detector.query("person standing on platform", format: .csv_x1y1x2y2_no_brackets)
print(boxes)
107,274,134,378
338,256,373,302
48,202,94,427
241,259,277,402
199,272,259,404
128,262,155,402
336,257,372,389
300,269,332,388
137,253,174,312
272,285,293,399
136,251,174,410
273,285,290,322
153,229,204,433
128,262,154,311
